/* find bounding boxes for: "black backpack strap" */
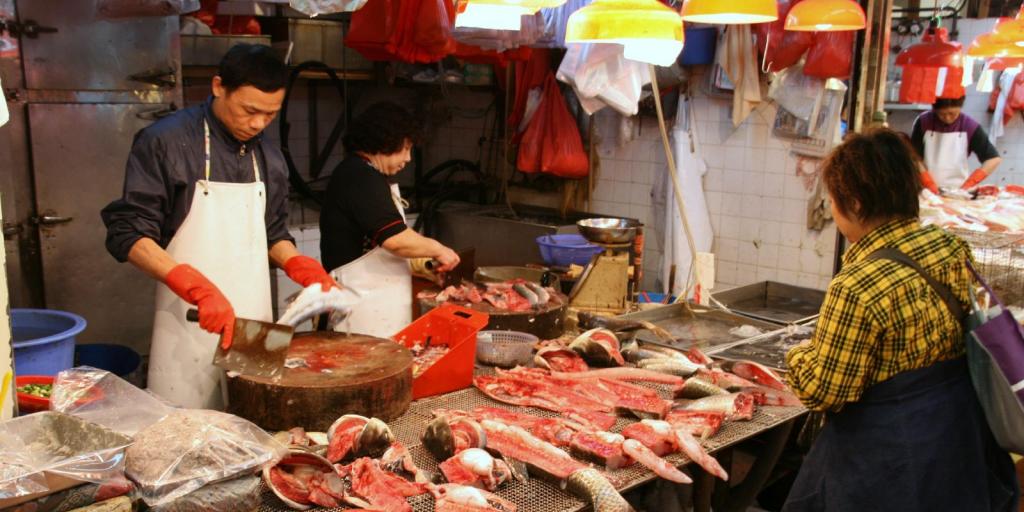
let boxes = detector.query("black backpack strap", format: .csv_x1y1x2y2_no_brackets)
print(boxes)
867,247,966,322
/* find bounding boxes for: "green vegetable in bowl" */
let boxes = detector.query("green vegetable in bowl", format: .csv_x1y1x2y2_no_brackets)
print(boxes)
17,383,52,398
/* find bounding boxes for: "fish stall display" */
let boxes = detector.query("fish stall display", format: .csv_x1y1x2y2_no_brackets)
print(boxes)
418,279,562,313
921,186,1024,234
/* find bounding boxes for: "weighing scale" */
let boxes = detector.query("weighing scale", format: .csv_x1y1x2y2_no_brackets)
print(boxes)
569,218,642,314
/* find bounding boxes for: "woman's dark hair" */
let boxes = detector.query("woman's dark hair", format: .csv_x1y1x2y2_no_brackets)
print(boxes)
217,44,288,93
343,102,421,155
933,96,966,109
822,128,921,222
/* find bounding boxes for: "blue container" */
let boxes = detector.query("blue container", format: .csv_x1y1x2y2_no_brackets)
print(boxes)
680,26,717,66
12,309,86,376
536,234,603,267
75,344,141,378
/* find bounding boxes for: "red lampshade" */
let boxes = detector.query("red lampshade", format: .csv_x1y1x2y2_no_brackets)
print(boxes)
895,27,963,68
785,0,866,31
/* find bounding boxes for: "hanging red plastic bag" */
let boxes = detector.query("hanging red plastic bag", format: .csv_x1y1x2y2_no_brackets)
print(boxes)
397,0,455,63
509,49,551,139
517,74,589,178
345,0,402,61
804,31,855,79
753,0,814,72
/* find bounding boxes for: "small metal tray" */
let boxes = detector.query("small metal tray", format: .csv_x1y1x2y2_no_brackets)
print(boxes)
616,303,780,350
712,281,825,325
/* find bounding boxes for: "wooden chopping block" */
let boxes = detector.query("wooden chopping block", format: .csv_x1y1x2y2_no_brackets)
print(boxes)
226,332,412,432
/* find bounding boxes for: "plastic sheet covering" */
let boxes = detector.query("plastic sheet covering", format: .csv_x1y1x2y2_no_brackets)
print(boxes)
556,43,650,116
126,409,287,506
51,367,174,438
0,412,132,505
289,0,367,16
768,64,825,122
452,12,545,51
4,478,134,512
150,475,262,512
96,0,199,18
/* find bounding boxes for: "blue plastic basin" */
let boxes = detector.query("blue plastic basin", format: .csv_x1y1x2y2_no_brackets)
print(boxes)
536,234,604,267
680,26,718,66
12,309,86,376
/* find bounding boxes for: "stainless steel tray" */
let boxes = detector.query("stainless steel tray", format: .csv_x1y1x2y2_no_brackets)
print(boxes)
712,281,825,325
617,303,780,349
710,323,817,372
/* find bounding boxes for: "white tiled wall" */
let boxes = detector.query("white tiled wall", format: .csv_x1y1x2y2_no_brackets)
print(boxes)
886,18,1024,186
585,94,838,294
272,225,322,318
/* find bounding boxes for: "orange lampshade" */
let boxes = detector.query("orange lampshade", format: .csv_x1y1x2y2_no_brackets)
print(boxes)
968,33,1024,58
566,0,684,66
988,57,1024,70
896,27,963,68
785,0,866,31
681,0,777,24
989,18,1024,45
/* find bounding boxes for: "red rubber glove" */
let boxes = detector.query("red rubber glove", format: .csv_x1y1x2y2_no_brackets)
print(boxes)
920,170,940,195
283,255,337,292
960,168,988,190
164,264,235,350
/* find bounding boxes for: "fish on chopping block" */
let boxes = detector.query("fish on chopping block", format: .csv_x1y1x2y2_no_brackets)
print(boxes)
325,414,396,463
263,449,352,510
621,439,692,484
569,328,627,367
534,345,589,373
430,483,517,512
665,410,726,440
566,468,635,512
671,425,729,481
674,376,730,400
719,360,789,391
423,413,488,461
438,448,514,491
674,392,756,421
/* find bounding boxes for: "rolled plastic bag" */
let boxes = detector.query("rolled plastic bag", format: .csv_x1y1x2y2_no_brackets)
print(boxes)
126,409,287,506
290,0,367,16
51,367,174,438
278,284,362,329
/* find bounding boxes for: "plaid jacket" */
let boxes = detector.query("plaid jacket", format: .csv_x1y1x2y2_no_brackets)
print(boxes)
786,218,973,411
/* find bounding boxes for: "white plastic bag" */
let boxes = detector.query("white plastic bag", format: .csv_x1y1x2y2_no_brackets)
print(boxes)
768,63,825,122
453,12,544,51
289,0,368,17
557,43,650,116
51,367,174,438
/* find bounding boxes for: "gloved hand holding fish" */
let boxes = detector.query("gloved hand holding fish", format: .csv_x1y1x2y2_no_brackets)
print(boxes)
277,284,362,329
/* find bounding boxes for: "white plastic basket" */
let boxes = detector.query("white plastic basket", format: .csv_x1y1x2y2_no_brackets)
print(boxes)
476,330,538,368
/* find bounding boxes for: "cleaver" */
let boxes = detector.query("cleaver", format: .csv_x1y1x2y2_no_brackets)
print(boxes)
186,309,294,378
427,247,476,287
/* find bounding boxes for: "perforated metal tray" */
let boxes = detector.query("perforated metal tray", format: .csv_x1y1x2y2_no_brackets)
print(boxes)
617,303,780,349
257,381,806,512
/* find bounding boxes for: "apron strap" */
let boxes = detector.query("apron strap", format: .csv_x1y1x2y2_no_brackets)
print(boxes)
203,119,262,185
866,247,966,323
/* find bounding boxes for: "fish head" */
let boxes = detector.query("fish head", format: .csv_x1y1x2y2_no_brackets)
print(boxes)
353,417,395,459
422,414,456,460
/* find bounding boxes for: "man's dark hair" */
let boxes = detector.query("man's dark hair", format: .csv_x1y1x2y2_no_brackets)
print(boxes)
217,44,288,93
933,96,966,110
822,128,921,222
342,102,421,155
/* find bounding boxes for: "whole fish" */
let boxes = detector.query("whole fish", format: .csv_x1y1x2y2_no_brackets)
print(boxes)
569,328,626,367
550,368,683,386
636,358,702,377
512,283,541,308
636,341,704,364
720,360,788,391
674,392,755,421
675,377,729,399
527,282,551,305
566,468,634,512
621,340,679,364
622,439,692,484
577,312,675,342
691,368,758,391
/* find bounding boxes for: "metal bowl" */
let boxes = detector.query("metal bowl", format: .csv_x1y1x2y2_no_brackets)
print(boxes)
576,218,640,244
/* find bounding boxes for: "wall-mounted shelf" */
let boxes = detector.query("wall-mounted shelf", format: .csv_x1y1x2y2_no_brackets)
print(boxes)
884,103,931,111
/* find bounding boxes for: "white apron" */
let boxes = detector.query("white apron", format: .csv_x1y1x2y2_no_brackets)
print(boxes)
330,183,412,338
149,120,272,410
924,130,970,190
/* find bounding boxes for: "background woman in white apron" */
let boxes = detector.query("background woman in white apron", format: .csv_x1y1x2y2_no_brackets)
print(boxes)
910,96,1002,193
319,102,460,339
102,44,337,409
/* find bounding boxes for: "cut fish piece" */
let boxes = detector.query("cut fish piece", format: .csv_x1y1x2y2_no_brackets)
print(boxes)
622,439,692,484
621,420,678,456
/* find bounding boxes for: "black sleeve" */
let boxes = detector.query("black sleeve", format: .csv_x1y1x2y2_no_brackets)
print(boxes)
336,165,406,246
262,147,295,248
910,118,925,161
100,130,170,263
968,126,1000,163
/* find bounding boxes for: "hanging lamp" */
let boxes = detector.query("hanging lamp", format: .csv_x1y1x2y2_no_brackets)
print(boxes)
566,0,684,66
968,33,1024,58
680,0,777,24
895,26,963,67
895,26,965,103
785,0,866,31
454,0,566,30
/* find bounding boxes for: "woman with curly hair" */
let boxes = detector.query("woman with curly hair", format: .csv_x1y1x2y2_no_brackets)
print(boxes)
783,128,1018,511
320,102,459,337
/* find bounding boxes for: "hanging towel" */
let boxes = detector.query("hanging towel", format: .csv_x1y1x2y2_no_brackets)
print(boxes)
720,24,762,126
990,67,1021,142
658,95,713,298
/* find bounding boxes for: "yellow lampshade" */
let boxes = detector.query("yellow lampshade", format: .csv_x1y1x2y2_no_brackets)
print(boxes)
681,0,777,24
968,33,1024,58
566,0,684,66
785,0,865,31
455,0,566,9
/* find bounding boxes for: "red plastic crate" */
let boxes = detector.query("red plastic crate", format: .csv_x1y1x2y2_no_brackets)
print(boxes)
392,304,489,399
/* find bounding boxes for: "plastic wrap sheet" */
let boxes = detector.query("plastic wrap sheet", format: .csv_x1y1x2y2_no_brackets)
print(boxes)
51,367,174,438
556,43,650,116
126,410,287,506
767,64,824,122
151,475,262,512
289,0,367,16
0,412,132,507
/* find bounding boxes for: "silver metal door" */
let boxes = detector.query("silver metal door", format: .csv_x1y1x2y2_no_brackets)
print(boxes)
17,0,180,93
29,103,161,354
